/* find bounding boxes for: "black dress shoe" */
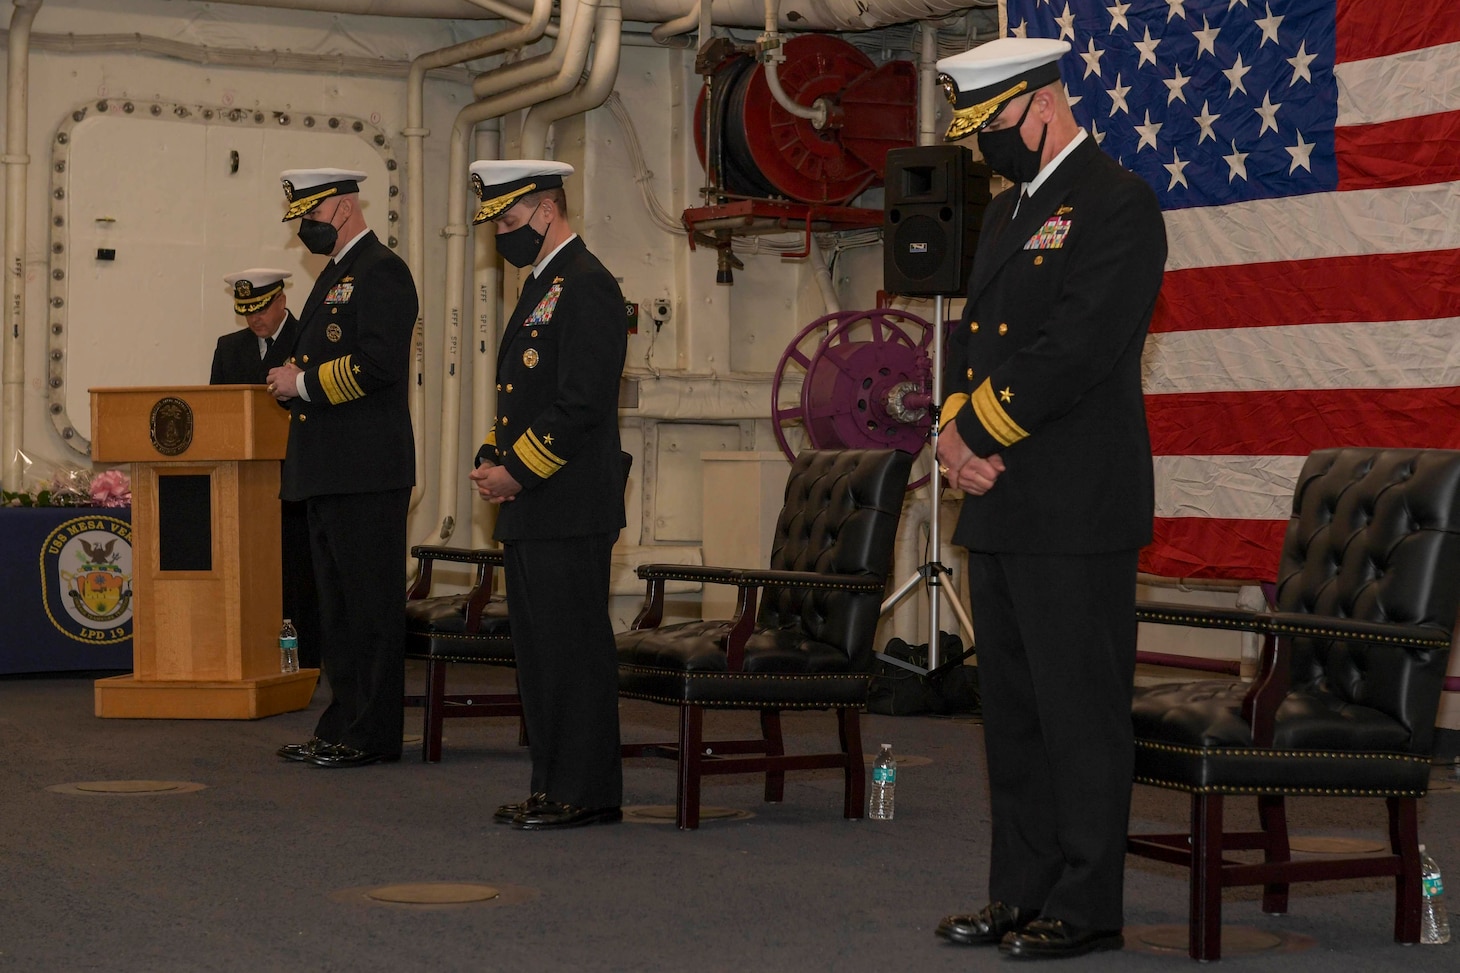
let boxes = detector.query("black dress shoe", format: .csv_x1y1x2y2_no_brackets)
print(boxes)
936,902,1038,945
307,744,402,768
999,918,1123,960
511,802,622,830
494,792,548,824
277,737,329,762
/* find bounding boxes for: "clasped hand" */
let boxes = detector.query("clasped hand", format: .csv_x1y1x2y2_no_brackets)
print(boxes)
265,363,303,401
470,462,522,504
935,421,1005,496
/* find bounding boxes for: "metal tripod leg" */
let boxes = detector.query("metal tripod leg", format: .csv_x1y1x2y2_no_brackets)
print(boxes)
880,559,974,675
875,294,975,672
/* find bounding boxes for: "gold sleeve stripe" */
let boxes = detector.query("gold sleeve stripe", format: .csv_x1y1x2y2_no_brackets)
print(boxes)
939,393,970,431
512,430,566,480
526,429,565,468
336,355,366,400
971,379,1029,447
484,428,497,447
317,360,347,404
318,358,364,405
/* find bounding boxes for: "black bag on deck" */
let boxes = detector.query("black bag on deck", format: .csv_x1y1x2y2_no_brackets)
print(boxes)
867,633,980,716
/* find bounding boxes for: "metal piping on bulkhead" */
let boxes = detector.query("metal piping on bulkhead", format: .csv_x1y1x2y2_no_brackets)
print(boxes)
469,121,501,548
426,0,602,546
759,0,825,129
519,0,623,158
918,21,938,146
807,242,840,315
649,0,699,43
2,0,41,491
405,0,554,518
468,0,590,102
217,0,985,32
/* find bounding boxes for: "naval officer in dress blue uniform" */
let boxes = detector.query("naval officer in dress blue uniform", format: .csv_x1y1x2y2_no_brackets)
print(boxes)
467,160,628,830
211,269,299,385
266,168,419,769
929,38,1168,960
211,269,320,671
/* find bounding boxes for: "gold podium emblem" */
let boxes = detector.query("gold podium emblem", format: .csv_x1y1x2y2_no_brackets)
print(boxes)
148,397,194,457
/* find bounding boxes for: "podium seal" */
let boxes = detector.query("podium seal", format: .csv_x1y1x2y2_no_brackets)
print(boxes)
149,396,194,456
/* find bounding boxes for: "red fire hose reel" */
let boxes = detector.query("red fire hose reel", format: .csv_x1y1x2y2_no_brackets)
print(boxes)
684,36,916,277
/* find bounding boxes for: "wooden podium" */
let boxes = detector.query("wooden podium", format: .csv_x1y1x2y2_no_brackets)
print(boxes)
90,385,319,718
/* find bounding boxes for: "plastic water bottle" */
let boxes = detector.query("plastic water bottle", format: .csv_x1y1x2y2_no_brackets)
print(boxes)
1421,844,1451,944
869,743,896,821
279,619,300,674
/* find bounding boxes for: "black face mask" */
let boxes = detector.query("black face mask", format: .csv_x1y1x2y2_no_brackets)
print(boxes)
297,215,338,256
977,98,1048,185
494,208,546,269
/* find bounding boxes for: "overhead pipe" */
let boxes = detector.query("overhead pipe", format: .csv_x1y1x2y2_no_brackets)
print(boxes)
215,0,982,32
519,0,623,158
469,121,502,549
650,0,699,43
470,0,589,101
918,20,938,146
405,0,554,516
759,0,826,129
427,0,603,546
2,0,42,491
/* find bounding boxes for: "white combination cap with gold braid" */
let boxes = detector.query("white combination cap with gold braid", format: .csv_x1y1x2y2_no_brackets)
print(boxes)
223,268,291,314
469,160,574,224
936,38,1071,141
279,168,367,221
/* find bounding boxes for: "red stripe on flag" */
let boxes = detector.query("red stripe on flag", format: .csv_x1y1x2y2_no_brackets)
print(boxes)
1337,111,1460,191
1147,388,1460,456
1336,0,1460,63
1152,247,1460,334
1142,518,1286,581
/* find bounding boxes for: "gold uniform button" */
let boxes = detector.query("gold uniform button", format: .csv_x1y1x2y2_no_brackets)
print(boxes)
970,321,979,333
496,383,502,391
999,323,1008,335
501,416,508,425
506,384,513,393
966,368,974,380
299,413,307,422
302,355,309,364
1033,255,1044,265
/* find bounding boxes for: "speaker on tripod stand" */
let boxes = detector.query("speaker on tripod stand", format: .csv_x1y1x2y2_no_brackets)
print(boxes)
872,145,992,682
882,145,992,297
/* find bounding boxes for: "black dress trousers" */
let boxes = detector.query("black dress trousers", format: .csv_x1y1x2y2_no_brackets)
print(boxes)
307,487,410,756
503,531,623,809
965,548,1139,932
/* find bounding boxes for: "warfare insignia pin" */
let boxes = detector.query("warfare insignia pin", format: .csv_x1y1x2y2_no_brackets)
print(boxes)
326,323,342,342
523,348,539,368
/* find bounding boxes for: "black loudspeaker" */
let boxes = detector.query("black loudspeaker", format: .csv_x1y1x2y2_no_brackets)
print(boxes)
883,145,992,296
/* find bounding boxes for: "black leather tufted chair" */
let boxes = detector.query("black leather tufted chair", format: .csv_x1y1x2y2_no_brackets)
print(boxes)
403,545,524,762
617,449,913,829
1129,447,1460,960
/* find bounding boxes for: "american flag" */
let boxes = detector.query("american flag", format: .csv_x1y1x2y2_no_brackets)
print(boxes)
1002,0,1460,580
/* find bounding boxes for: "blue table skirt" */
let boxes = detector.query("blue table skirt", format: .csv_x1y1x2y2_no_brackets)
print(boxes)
0,506,134,675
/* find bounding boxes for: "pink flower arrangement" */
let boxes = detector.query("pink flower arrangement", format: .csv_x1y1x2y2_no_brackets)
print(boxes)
90,469,131,508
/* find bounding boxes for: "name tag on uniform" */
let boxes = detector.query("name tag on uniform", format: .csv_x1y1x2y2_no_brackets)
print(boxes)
527,283,562,326
1025,216,1072,250
325,279,355,304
